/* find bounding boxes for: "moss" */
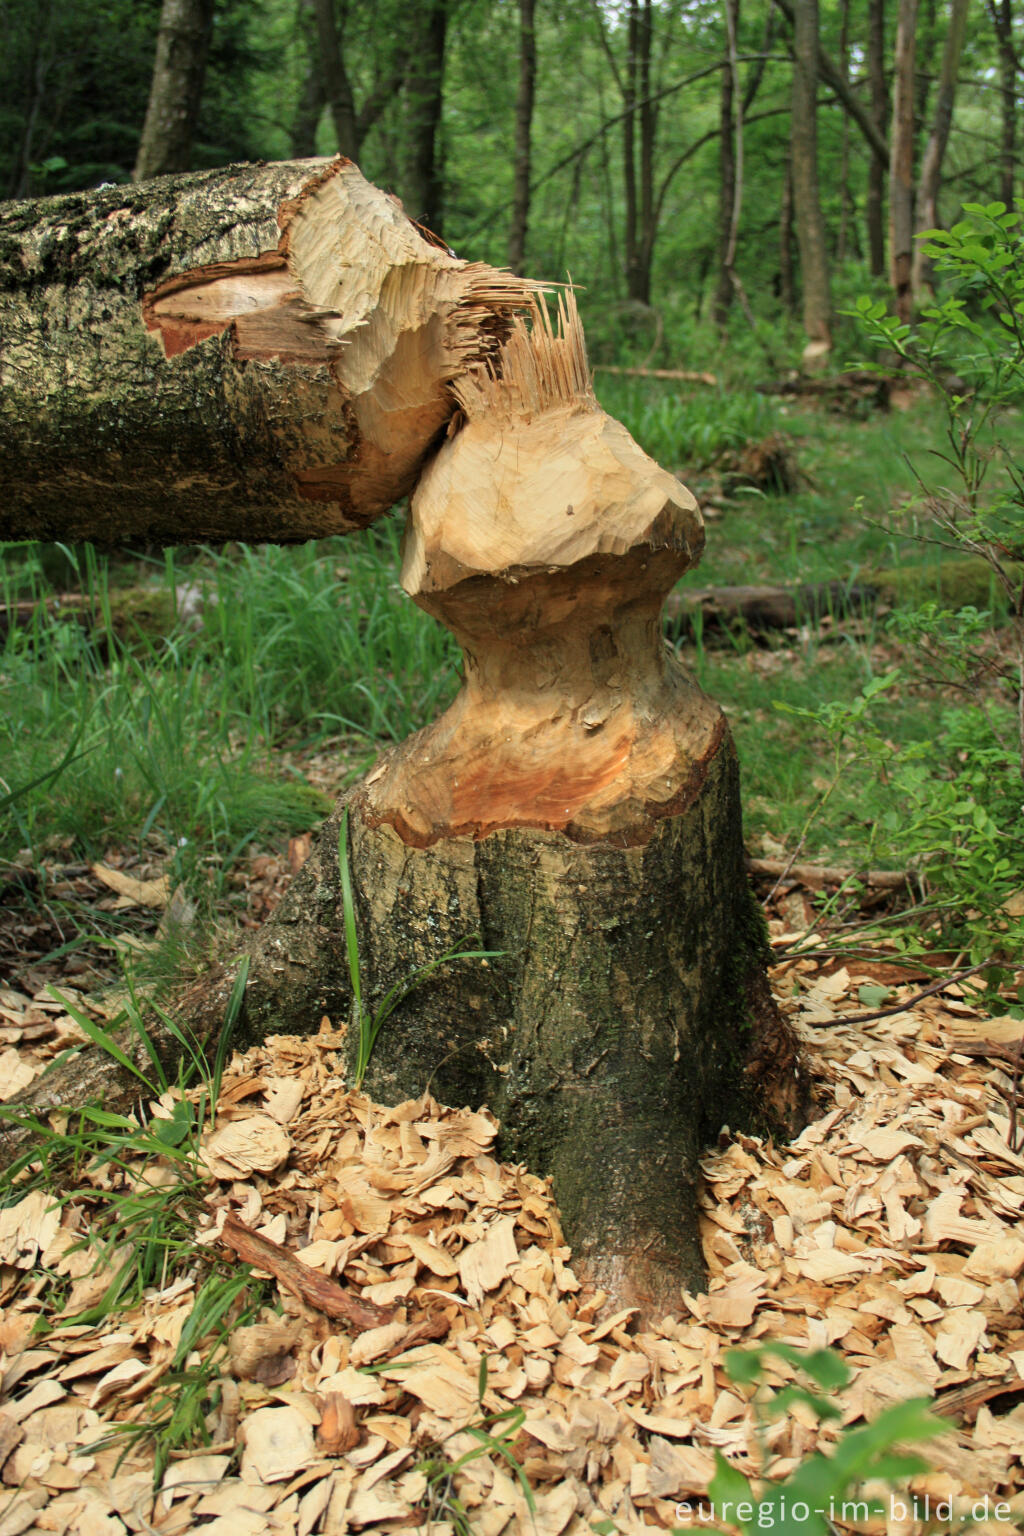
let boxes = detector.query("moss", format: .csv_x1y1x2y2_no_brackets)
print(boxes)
875,556,1020,613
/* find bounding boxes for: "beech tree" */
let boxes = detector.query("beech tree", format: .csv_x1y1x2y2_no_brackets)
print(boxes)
134,0,215,181
789,0,832,360
0,157,802,1314
891,0,919,324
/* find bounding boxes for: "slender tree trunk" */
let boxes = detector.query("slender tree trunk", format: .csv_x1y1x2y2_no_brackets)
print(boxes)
133,0,215,181
314,0,360,158
790,0,832,360
774,0,889,163
780,154,797,313
713,0,739,326
914,0,939,144
0,161,532,543
508,0,537,275
290,0,325,158
838,0,852,262
890,0,919,323
988,0,1018,206
913,0,971,295
403,0,448,234
867,0,888,276
636,0,657,304
622,1,641,302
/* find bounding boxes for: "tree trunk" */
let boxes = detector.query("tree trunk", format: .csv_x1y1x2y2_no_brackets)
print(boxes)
0,159,532,544
133,0,215,182
622,1,640,303
290,0,326,159
224,299,803,1313
403,0,448,234
867,0,888,277
913,0,971,296
891,0,919,324
988,0,1018,207
780,154,797,313
790,0,833,362
507,0,536,275
837,0,852,263
636,0,658,306
713,0,740,327
775,0,889,165
5,295,804,1316
314,0,360,158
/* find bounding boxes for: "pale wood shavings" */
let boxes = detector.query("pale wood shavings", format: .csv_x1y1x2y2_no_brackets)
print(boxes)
6,966,1024,1530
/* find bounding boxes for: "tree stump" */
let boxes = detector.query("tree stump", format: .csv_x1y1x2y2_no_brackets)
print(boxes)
225,297,804,1314
1,166,803,1313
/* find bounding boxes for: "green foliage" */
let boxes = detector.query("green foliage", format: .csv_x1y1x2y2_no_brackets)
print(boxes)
850,203,1024,602
0,966,262,1482
679,1347,942,1536
416,1356,535,1535
838,204,1024,987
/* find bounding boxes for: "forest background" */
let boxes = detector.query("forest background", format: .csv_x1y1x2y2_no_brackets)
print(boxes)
3,0,1024,1004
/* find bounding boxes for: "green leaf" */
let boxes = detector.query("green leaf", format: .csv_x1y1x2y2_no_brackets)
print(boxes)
857,983,891,1008
708,1450,754,1511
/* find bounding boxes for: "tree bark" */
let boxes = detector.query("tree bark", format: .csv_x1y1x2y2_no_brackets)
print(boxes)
402,0,448,234
913,0,971,296
891,0,919,324
133,0,215,182
0,159,532,544
867,0,888,277
790,0,833,362
508,0,537,275
779,153,797,313
988,0,1018,207
713,0,740,327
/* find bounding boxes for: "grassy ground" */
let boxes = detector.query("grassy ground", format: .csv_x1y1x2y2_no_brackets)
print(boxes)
2,379,1022,968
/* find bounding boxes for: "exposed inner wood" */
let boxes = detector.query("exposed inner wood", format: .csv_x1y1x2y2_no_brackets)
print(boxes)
362,296,722,847
140,159,537,513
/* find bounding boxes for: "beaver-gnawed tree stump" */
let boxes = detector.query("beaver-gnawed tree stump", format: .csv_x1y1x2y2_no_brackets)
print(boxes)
227,298,804,1314
2,156,802,1313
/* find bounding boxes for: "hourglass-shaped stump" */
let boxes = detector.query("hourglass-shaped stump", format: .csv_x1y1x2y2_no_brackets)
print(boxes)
316,300,803,1312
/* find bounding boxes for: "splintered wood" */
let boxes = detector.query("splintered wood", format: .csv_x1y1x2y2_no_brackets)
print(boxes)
3,970,1024,1534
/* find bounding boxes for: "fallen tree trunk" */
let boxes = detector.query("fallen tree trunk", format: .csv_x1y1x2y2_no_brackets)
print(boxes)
0,158,531,544
665,580,880,637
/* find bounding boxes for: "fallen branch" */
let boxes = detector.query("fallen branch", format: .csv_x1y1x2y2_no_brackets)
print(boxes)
218,1212,395,1330
747,856,910,892
593,365,718,384
667,580,880,637
801,961,997,1028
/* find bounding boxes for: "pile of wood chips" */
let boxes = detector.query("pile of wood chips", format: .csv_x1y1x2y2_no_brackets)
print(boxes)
2,953,1024,1536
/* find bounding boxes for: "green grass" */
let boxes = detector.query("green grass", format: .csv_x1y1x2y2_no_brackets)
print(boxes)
0,966,264,1482
3,378,1022,930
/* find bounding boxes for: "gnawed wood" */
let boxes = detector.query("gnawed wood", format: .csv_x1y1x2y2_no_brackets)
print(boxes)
0,159,535,545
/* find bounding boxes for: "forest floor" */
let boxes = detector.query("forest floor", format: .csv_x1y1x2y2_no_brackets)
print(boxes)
3,381,1024,1532
1,848,1023,1536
